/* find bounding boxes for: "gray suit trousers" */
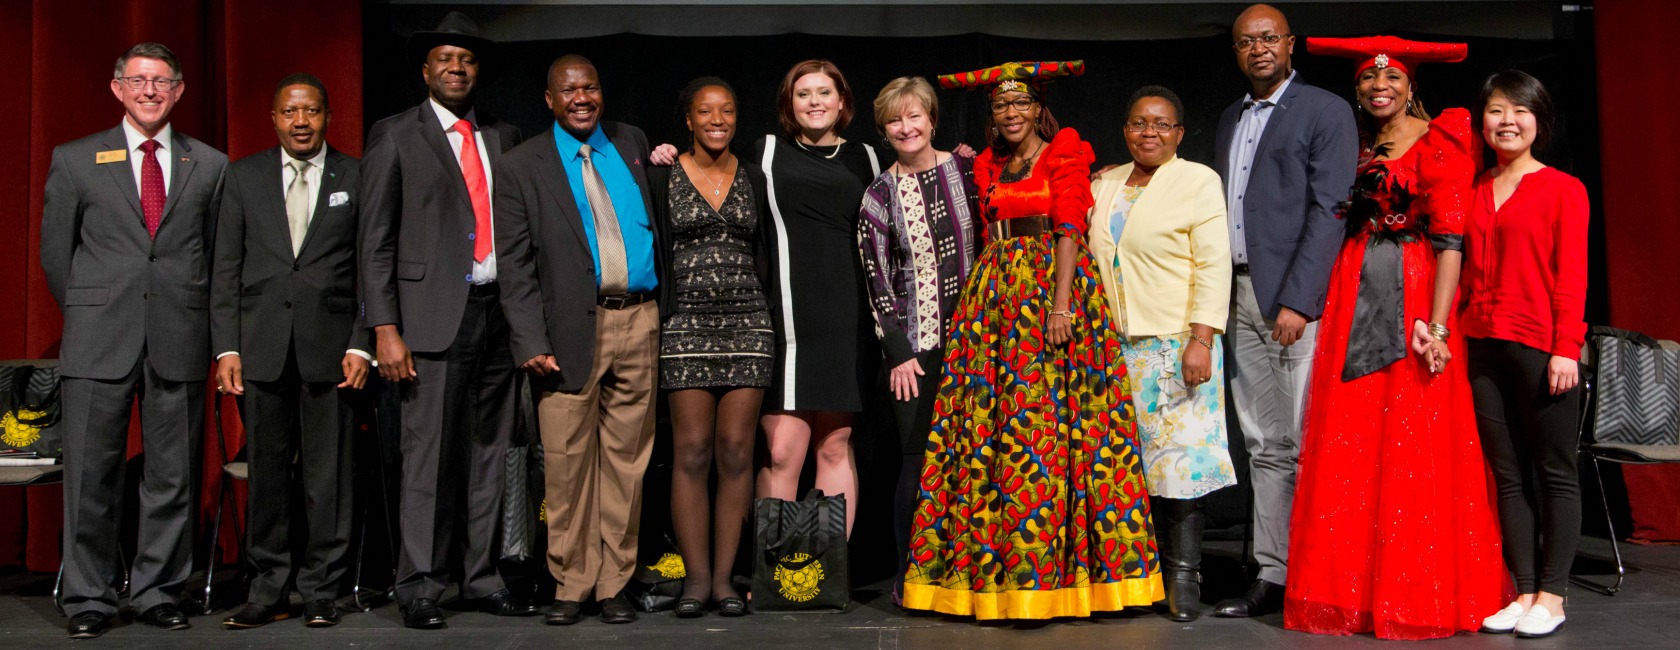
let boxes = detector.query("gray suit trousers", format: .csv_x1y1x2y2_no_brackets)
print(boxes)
60,355,203,616
1226,274,1315,585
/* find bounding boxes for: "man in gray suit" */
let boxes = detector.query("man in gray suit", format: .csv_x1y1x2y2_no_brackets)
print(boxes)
358,12,533,629
1210,4,1358,617
211,73,369,630
495,54,661,626
40,42,227,638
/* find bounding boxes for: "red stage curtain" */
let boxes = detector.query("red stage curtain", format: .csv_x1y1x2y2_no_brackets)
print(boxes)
1597,0,1680,542
2,0,360,572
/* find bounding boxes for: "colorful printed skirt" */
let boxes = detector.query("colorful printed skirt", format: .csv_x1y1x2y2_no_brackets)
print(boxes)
901,231,1162,620
1121,333,1237,499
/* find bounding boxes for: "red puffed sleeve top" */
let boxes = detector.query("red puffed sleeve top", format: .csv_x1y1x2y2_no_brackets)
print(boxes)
1460,165,1590,360
973,127,1096,239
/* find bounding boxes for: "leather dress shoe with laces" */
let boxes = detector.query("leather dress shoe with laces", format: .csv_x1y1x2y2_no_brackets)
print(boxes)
402,598,446,629
1213,579,1285,618
138,602,191,630
223,601,290,629
600,593,638,624
477,589,540,616
303,599,341,627
67,611,113,639
544,600,583,626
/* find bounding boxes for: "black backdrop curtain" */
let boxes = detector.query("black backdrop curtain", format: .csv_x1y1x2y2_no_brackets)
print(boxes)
362,3,1606,586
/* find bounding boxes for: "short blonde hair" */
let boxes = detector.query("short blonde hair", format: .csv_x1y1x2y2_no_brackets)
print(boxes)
872,76,938,135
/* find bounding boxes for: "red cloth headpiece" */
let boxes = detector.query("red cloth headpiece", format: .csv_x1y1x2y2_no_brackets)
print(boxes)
937,61,1085,99
1306,36,1467,79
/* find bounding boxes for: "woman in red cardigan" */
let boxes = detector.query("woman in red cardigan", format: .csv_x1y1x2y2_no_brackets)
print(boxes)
1461,70,1589,640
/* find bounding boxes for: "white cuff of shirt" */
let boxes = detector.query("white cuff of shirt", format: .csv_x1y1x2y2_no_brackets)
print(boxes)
216,351,238,360
347,349,372,361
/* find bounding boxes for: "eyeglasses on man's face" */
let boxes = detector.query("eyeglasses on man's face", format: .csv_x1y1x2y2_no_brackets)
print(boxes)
117,76,181,91
1233,33,1291,51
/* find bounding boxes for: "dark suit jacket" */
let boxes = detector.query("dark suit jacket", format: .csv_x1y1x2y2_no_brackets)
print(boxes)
41,125,228,382
646,161,772,319
359,101,522,354
494,121,660,392
211,147,369,383
1213,76,1358,321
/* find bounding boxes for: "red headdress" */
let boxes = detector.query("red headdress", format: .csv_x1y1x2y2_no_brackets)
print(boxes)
1305,36,1467,79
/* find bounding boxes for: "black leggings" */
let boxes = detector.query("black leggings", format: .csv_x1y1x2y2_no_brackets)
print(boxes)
1467,337,1582,595
887,349,944,590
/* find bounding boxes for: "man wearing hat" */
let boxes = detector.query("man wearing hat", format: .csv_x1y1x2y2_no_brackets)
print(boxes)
1210,3,1358,618
359,11,532,629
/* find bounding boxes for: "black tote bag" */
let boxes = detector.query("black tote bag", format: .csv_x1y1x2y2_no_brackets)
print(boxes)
751,489,849,612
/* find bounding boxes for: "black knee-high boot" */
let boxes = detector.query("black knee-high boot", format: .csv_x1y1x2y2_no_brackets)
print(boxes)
1157,497,1205,621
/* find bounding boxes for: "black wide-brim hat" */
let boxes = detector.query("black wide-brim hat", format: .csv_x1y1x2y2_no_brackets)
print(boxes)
406,11,501,77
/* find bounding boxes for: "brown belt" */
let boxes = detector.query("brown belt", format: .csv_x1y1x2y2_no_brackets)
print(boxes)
986,215,1052,240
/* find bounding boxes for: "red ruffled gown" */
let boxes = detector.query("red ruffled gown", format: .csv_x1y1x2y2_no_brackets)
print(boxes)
1283,108,1512,640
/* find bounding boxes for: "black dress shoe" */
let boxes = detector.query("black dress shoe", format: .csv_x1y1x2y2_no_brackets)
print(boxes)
477,589,540,616
303,599,341,627
402,598,446,629
544,600,582,626
138,602,192,630
673,598,705,619
599,594,638,624
67,611,113,639
1213,579,1285,618
716,596,748,618
223,601,290,629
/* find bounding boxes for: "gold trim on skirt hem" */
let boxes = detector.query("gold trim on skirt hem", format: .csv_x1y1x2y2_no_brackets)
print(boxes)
901,575,1165,620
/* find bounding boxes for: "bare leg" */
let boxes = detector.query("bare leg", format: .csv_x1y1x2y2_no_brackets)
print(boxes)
757,411,812,501
712,387,763,600
669,389,719,602
810,410,858,537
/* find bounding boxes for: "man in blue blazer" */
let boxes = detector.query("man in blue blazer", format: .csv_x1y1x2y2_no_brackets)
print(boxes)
1210,3,1358,618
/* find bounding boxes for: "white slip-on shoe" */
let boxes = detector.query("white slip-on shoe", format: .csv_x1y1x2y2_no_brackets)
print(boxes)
1480,602,1527,633
1514,603,1566,638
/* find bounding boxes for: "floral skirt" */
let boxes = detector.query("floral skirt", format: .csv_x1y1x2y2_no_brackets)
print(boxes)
901,232,1162,620
1121,333,1237,499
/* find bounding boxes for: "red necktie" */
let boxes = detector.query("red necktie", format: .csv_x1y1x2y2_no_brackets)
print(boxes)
452,120,493,262
139,139,165,238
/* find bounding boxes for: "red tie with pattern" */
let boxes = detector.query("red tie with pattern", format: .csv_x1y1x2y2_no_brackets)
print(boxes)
139,139,165,238
451,120,493,262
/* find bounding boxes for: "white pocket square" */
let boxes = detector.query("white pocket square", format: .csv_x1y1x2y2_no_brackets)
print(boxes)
329,191,350,207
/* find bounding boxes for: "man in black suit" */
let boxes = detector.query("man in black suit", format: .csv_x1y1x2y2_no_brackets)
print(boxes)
358,12,535,629
496,54,661,626
1209,3,1358,618
40,42,227,638
211,73,369,630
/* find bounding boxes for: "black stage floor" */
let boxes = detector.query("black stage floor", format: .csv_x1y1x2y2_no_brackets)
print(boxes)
1,538,1673,648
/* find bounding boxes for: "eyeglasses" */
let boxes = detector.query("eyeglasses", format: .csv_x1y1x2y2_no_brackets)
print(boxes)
116,76,181,91
1125,120,1181,133
989,97,1036,114
1232,33,1291,50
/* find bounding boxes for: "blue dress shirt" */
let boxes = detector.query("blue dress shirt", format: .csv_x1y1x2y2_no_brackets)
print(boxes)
552,121,657,294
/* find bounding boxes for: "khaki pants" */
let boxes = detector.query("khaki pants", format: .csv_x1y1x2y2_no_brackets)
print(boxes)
540,299,659,602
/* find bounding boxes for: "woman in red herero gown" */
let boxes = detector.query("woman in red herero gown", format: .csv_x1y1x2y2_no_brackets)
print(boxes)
1283,36,1512,640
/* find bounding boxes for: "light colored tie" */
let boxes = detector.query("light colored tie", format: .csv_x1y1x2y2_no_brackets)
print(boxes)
286,158,311,256
578,144,628,294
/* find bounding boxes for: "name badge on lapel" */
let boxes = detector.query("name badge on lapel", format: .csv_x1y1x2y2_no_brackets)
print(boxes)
329,191,350,207
96,149,128,164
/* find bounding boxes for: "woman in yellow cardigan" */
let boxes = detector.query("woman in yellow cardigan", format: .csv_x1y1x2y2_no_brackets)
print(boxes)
1087,85,1236,622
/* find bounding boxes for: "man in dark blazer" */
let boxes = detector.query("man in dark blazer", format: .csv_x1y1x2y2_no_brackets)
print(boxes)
40,42,227,638
496,54,662,626
210,73,369,630
358,12,534,629
1210,4,1358,618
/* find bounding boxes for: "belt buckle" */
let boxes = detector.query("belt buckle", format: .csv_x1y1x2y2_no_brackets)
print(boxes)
600,294,627,310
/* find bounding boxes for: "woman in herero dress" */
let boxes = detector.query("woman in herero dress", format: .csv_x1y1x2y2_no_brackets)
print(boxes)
1283,37,1511,640
901,61,1162,621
